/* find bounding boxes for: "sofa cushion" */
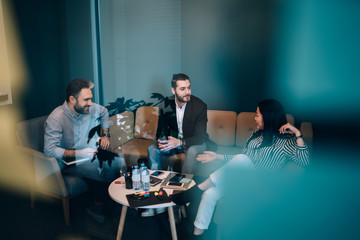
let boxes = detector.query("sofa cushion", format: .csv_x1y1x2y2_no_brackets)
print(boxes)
134,106,158,140
114,138,155,166
236,112,257,148
109,111,135,152
300,122,313,151
207,110,237,147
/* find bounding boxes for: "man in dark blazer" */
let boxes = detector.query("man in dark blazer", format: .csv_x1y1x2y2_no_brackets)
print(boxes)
143,73,212,217
148,73,209,175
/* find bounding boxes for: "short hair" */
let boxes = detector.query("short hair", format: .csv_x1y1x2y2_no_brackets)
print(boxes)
171,73,190,88
65,78,94,102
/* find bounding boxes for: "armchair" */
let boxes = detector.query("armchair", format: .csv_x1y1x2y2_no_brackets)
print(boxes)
16,116,88,225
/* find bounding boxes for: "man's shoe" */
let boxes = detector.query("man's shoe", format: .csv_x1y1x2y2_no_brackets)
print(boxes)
141,208,155,217
155,207,167,215
141,207,166,217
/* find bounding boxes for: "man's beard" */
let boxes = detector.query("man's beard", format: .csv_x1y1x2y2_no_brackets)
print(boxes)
175,92,191,103
74,103,90,114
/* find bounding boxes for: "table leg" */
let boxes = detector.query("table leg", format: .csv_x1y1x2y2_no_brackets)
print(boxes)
167,206,178,240
116,205,128,240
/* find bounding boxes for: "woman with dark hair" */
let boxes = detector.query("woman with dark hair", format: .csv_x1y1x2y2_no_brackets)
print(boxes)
172,99,310,236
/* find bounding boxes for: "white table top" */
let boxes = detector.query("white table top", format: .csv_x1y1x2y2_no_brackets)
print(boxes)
108,170,194,209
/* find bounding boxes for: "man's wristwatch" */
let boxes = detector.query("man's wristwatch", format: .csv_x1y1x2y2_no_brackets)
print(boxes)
181,139,186,149
103,133,111,138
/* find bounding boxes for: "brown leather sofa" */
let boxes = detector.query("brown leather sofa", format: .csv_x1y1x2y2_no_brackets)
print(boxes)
109,106,313,171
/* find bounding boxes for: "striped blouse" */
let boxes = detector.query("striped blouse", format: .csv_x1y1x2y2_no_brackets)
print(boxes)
224,132,310,171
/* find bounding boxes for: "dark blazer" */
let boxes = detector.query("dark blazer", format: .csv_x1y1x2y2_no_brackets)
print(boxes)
156,95,209,148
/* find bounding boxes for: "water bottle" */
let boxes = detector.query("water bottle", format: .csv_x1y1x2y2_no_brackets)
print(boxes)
132,166,141,190
139,163,145,188
140,163,145,174
141,166,150,191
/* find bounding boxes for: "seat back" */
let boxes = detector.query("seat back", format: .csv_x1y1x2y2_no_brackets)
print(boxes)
109,111,135,151
16,115,48,152
207,110,237,147
134,106,158,140
16,116,68,195
236,112,295,148
300,122,313,151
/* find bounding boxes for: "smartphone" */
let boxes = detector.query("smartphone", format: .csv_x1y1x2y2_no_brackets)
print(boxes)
151,171,164,177
170,174,185,182
150,176,162,186
167,182,184,187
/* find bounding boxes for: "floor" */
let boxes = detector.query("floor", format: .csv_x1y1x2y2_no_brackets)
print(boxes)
0,188,217,240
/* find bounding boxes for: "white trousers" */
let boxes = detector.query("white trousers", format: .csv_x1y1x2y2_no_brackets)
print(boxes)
194,154,255,230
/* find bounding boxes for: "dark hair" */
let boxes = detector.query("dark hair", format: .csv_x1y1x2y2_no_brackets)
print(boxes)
171,73,190,88
250,99,288,147
65,78,94,102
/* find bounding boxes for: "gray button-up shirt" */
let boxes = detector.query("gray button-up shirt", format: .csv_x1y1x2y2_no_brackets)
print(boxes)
44,101,111,160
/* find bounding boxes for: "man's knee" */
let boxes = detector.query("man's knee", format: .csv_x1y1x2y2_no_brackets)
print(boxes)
147,142,162,169
147,142,159,154
186,145,205,158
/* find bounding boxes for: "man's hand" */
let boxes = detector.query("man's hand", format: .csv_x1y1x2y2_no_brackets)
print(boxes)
76,147,97,159
158,136,181,152
196,151,221,163
98,136,110,149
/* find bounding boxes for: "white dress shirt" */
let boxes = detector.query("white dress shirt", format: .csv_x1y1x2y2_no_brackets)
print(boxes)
175,102,187,139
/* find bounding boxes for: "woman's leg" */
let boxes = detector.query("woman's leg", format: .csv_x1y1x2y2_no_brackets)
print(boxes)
193,187,222,232
196,154,253,192
192,154,254,234
198,178,214,191
210,154,254,188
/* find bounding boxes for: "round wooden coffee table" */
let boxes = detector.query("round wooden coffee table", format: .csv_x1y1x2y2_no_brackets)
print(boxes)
108,170,195,240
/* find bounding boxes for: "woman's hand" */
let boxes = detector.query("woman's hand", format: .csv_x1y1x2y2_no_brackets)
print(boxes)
279,123,301,136
196,151,222,163
279,123,305,146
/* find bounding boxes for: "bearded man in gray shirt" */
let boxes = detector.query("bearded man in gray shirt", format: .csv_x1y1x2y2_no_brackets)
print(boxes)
44,78,120,223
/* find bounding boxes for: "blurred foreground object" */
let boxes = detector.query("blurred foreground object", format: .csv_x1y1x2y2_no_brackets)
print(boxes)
0,0,32,193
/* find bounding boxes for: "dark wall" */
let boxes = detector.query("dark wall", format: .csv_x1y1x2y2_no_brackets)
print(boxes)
10,0,95,120
64,0,96,98
182,0,276,113
11,0,69,119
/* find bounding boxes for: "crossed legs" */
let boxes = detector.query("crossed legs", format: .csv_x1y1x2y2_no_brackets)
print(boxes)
193,154,255,235
147,141,206,174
